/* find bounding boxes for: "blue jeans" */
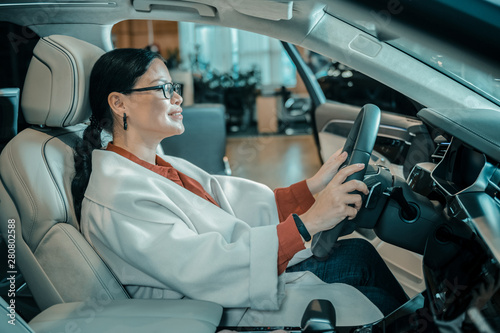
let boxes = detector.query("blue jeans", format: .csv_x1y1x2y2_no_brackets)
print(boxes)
286,238,408,316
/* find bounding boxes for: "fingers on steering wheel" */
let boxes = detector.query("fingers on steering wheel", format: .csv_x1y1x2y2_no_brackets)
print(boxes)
331,163,365,185
345,205,359,220
332,148,344,159
325,150,347,170
345,193,363,211
332,150,348,166
338,179,369,196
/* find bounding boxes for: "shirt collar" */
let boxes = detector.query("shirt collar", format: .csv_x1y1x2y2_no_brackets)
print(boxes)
105,142,173,170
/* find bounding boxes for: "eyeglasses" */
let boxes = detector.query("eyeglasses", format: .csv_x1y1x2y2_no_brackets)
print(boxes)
121,82,182,99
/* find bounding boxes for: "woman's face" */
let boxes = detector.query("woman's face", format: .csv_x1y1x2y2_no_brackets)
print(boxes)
122,58,184,140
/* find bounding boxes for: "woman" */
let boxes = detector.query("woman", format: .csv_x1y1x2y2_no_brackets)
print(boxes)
73,48,407,326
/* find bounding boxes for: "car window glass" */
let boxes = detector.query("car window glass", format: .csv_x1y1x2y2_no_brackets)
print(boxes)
112,20,313,136
300,50,420,117
0,22,39,132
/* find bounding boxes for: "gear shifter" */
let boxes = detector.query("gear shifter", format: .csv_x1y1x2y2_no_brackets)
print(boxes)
301,299,336,332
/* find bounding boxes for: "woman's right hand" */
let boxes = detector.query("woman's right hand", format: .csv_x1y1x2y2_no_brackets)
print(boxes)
299,163,369,237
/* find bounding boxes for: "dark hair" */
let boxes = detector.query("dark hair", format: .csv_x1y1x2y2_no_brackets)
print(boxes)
72,48,163,221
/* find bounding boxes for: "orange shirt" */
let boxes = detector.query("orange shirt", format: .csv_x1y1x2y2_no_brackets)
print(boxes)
106,143,315,275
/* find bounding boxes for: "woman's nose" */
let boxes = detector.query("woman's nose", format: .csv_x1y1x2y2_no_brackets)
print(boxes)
171,91,183,105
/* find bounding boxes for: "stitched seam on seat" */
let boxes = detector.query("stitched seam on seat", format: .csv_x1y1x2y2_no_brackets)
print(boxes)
31,234,82,307
44,37,77,127
42,136,68,225
90,245,131,298
30,54,53,126
37,126,84,229
27,126,82,253
6,136,38,247
58,224,119,300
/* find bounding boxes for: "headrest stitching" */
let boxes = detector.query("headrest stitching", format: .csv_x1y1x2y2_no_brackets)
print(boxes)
31,54,53,126
43,37,78,127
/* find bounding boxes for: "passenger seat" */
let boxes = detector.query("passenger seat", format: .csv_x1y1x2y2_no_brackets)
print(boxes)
160,103,230,175
1,296,222,333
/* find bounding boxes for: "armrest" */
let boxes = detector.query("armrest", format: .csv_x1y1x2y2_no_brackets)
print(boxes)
29,299,223,333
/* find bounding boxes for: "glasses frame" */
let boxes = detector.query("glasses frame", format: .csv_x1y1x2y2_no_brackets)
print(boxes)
120,82,182,99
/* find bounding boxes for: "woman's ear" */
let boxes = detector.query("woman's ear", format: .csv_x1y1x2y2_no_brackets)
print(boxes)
108,92,126,118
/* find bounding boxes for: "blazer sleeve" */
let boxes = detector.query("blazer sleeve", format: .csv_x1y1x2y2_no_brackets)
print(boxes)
274,180,315,222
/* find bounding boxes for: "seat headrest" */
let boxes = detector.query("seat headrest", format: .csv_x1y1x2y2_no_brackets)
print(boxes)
21,35,105,127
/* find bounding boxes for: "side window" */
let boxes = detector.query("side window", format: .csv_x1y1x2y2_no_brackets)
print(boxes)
112,20,312,136
0,22,40,133
111,20,320,189
0,22,39,89
303,51,420,117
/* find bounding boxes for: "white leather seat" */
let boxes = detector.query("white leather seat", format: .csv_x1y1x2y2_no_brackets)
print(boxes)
0,35,222,332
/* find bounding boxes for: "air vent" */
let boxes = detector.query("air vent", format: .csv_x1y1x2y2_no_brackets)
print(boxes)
431,142,450,162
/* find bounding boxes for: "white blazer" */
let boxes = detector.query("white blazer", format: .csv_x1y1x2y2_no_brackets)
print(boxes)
81,149,383,326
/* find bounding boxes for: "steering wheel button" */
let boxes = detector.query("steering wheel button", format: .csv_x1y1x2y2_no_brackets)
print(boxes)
365,182,382,209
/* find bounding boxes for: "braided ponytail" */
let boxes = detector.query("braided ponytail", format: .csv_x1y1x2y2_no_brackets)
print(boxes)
72,119,104,220
71,48,163,221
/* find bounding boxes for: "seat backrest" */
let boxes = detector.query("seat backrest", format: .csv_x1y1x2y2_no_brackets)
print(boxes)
160,103,228,174
0,35,128,312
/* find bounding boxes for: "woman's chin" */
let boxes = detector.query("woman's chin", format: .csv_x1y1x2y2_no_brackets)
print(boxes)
162,124,185,137
175,127,185,136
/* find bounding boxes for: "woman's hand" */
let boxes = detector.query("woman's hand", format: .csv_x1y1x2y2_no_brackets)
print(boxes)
306,149,347,195
300,162,369,237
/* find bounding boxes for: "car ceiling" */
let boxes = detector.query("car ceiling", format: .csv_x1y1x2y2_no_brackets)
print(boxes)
0,0,324,43
325,0,500,69
1,0,499,112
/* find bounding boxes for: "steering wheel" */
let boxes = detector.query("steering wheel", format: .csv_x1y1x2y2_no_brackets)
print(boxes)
311,104,381,260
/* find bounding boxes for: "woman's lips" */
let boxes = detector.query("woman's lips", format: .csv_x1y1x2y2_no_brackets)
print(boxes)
168,109,183,120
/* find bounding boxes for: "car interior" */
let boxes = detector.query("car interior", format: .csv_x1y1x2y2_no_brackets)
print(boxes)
0,1,499,333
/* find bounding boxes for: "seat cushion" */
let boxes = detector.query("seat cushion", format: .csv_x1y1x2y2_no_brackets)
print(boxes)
29,299,223,333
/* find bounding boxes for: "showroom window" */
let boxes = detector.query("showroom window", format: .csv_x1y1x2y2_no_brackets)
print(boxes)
178,22,296,89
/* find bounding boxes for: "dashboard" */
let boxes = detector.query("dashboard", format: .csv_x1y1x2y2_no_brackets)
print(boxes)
413,107,500,332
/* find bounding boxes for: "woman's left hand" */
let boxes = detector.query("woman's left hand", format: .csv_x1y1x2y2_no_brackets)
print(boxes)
306,149,348,195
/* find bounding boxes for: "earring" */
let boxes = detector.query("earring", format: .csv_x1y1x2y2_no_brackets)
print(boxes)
123,113,128,130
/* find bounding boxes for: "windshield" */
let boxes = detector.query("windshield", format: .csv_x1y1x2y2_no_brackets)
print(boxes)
327,0,500,106
388,39,500,106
